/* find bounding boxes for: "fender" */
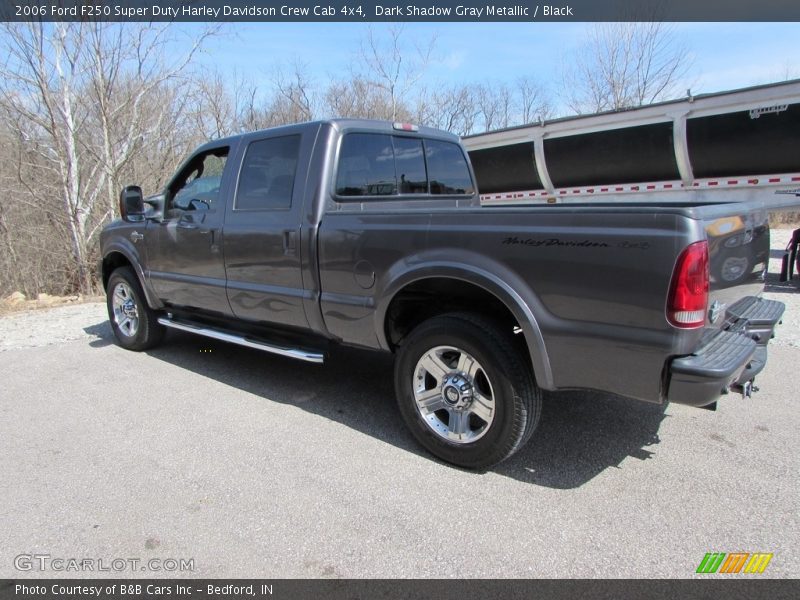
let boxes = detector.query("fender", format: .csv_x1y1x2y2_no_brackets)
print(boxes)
375,249,555,390
102,238,164,310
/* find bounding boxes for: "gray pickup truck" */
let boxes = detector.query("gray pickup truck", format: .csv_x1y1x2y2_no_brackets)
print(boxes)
100,119,786,468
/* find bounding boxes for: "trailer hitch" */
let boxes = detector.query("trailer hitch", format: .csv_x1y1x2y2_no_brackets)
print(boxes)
731,380,759,398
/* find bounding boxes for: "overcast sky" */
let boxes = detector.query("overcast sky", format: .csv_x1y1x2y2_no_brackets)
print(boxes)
181,21,800,115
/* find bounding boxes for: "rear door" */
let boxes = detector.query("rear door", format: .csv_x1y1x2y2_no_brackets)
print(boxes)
223,125,318,329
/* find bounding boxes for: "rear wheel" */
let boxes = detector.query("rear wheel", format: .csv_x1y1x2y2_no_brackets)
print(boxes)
394,312,541,469
106,267,164,351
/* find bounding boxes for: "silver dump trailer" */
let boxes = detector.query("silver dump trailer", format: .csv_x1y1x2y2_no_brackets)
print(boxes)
463,80,800,286
463,80,800,207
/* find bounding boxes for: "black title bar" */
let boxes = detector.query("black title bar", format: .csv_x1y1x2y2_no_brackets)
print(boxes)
1,0,800,22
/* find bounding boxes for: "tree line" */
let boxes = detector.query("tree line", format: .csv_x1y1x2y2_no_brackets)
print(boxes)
0,22,688,298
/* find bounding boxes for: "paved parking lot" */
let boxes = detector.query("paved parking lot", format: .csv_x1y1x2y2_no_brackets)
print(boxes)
1,233,798,579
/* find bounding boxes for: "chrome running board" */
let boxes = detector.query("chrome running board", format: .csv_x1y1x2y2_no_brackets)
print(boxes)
157,317,325,364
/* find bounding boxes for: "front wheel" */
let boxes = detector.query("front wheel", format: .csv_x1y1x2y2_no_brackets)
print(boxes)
106,266,164,351
394,313,541,469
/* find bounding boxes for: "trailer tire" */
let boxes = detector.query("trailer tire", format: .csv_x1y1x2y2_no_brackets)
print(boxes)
394,312,541,469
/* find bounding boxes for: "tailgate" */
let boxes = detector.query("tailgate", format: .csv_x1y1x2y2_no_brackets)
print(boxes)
700,193,800,319
704,208,771,321
665,200,788,407
702,205,785,375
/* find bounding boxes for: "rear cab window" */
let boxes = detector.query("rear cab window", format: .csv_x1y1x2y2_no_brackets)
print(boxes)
335,133,474,199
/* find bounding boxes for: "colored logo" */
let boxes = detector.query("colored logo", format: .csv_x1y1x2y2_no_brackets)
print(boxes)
696,552,773,574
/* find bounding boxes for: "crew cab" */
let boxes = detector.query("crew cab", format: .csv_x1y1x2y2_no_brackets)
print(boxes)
100,119,787,468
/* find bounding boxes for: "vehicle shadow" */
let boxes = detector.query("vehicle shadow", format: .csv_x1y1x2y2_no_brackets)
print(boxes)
84,323,668,489
494,391,665,487
764,270,800,294
83,321,114,347
769,249,786,260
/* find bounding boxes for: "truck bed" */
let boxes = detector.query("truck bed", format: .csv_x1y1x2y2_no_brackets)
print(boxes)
318,196,789,403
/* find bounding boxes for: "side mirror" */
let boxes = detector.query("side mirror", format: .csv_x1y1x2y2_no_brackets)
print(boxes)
119,185,145,222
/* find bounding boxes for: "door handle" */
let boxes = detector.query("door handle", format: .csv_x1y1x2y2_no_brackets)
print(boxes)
283,230,297,255
130,231,144,243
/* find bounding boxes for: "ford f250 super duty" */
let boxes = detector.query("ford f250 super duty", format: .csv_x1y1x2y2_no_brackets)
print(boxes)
100,118,789,469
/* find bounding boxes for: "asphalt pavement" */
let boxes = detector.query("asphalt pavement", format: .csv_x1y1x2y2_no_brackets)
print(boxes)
1,303,798,578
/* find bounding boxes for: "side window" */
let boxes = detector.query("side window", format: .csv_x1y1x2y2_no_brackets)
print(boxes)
168,148,229,216
336,134,396,196
425,140,474,195
394,137,427,194
335,133,474,199
236,135,301,210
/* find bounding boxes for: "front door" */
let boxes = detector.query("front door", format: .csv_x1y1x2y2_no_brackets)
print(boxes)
145,144,233,316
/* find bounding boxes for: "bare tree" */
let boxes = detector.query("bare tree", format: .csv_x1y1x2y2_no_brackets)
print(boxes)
272,61,316,124
85,23,217,237
563,22,690,114
777,61,799,82
188,71,237,139
475,83,500,132
358,25,436,121
324,76,412,122
0,110,76,296
475,82,517,131
517,77,553,124
418,84,477,136
0,23,99,292
0,22,215,294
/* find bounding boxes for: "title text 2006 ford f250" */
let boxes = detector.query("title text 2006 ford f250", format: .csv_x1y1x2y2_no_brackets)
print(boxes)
100,119,787,468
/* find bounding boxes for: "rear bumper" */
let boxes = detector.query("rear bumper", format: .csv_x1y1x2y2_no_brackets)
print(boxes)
666,298,784,407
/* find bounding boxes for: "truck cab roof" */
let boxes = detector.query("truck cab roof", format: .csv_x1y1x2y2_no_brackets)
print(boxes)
194,119,460,155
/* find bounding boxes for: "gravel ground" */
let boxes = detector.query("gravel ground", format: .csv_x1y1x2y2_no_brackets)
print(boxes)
764,228,800,347
0,302,110,352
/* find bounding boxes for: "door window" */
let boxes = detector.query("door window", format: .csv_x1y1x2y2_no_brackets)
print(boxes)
167,147,229,217
235,135,301,211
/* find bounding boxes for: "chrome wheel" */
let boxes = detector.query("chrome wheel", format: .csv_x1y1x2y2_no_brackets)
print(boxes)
413,345,495,443
111,282,140,338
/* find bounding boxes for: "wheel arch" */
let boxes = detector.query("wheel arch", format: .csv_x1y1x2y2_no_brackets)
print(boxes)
101,243,162,309
377,264,554,390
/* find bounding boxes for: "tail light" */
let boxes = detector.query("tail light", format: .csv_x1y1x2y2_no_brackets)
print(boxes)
667,241,709,328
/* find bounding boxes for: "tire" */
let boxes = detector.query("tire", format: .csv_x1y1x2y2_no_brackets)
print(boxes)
394,312,541,469
106,266,164,351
